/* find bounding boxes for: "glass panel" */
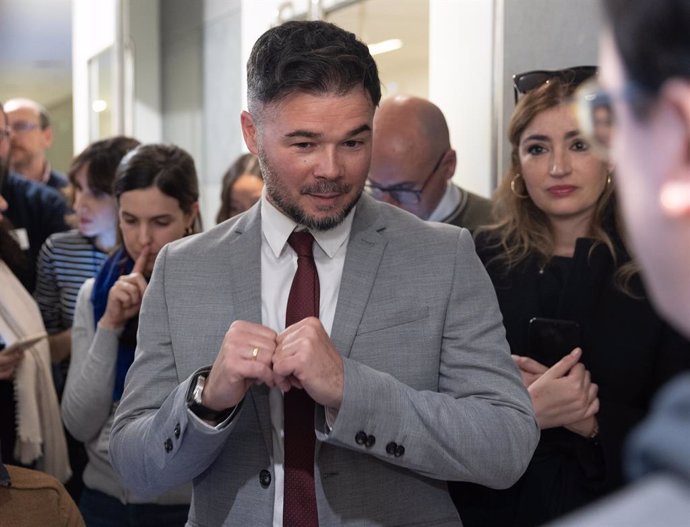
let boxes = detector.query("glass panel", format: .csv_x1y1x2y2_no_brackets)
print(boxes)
87,46,114,141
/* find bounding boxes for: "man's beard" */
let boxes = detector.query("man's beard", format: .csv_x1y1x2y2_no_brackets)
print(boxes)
257,148,363,231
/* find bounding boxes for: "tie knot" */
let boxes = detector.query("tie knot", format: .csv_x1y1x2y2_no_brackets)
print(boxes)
288,231,315,258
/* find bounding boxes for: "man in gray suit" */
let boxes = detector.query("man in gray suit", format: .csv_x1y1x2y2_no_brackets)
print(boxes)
110,20,538,526
369,95,492,232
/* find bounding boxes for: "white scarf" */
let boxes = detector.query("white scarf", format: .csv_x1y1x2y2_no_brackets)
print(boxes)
0,261,71,482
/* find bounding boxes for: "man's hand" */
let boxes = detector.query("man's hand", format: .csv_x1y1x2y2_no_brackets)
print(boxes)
99,246,150,330
527,348,599,430
202,320,279,411
273,317,344,409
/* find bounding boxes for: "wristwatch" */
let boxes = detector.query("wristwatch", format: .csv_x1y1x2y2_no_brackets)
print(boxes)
187,371,234,422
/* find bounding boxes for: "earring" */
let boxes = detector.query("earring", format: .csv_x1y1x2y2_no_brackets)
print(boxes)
511,173,529,199
606,172,612,187
185,225,194,236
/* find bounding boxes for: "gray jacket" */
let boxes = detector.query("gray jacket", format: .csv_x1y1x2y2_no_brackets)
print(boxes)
110,194,539,526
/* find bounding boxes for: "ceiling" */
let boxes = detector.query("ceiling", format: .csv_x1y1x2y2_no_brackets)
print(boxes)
0,0,73,108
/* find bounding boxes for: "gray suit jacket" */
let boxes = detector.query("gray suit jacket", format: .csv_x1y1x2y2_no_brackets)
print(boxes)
110,194,538,526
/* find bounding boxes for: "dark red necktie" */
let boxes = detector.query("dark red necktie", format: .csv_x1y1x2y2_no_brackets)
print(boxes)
283,231,319,527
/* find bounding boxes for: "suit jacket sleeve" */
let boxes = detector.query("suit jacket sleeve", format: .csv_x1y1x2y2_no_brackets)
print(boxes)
317,229,540,489
109,244,240,498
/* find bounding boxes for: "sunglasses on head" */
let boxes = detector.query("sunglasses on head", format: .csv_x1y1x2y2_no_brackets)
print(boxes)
512,66,598,104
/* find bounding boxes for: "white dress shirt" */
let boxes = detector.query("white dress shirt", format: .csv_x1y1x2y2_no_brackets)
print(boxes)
260,193,354,526
427,181,461,223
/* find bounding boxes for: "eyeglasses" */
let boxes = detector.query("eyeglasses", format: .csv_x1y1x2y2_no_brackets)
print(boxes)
513,66,598,104
9,121,40,134
0,128,10,141
366,151,446,204
572,78,650,159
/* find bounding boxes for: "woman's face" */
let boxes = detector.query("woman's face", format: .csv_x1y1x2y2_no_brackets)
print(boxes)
118,186,196,275
228,173,263,217
518,104,608,228
73,164,118,240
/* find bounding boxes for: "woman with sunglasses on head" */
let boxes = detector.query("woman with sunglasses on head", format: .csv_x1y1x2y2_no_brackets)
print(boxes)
450,75,690,526
61,144,200,526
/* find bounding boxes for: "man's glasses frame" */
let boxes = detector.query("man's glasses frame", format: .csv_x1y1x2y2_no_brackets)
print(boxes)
366,150,447,205
9,121,42,134
0,128,10,142
513,66,598,104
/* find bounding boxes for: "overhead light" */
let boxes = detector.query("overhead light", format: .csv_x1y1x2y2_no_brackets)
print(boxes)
92,100,108,113
368,39,403,56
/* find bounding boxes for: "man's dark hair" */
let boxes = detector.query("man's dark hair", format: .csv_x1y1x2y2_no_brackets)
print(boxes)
68,136,140,196
603,0,690,94
247,20,381,115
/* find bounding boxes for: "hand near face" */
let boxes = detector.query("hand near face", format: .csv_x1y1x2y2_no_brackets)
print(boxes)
0,348,24,380
202,321,279,411
273,317,344,409
525,348,599,430
99,246,150,330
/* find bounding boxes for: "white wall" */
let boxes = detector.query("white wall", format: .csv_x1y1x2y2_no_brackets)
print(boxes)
429,0,495,198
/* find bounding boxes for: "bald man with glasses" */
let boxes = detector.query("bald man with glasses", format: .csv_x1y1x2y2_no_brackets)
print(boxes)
369,95,491,231
5,98,68,192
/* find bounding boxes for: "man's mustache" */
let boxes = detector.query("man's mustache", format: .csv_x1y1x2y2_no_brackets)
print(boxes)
300,180,352,195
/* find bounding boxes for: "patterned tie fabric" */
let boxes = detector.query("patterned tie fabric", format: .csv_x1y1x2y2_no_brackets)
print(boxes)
283,231,320,526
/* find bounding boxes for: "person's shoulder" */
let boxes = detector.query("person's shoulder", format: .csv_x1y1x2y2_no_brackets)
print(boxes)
8,172,68,209
46,229,84,246
48,170,69,189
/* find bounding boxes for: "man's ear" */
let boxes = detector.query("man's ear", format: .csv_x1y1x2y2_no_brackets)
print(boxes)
42,125,54,149
240,111,259,154
441,149,457,181
659,79,690,218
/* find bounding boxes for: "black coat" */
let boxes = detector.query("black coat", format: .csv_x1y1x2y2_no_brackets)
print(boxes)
451,232,690,527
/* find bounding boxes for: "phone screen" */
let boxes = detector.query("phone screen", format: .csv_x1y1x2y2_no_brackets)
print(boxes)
528,317,581,367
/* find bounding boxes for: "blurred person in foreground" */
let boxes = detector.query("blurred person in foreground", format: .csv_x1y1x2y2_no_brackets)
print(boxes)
553,1,690,524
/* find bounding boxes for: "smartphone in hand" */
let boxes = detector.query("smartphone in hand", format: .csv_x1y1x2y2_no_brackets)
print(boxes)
528,317,581,367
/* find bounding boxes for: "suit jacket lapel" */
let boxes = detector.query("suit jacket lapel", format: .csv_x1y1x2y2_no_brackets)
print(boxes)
330,194,387,358
224,204,274,455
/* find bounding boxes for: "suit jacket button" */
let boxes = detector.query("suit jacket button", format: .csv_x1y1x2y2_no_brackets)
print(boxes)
259,469,271,488
174,424,181,439
395,444,405,458
365,434,376,448
355,431,367,445
164,438,173,453
386,442,397,455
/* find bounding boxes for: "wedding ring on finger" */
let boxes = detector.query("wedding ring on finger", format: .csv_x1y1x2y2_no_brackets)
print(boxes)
251,347,260,361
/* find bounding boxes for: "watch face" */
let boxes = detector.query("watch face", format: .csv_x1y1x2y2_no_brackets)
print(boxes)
192,375,206,405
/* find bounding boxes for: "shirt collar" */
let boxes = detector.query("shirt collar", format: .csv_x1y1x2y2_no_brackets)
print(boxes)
41,161,52,184
427,181,462,223
260,189,355,259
